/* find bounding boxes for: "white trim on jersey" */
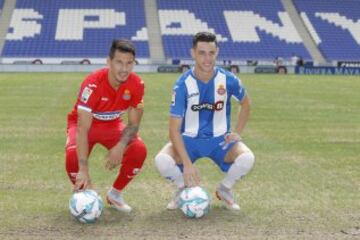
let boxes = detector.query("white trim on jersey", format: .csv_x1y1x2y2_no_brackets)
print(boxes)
77,105,92,113
213,71,228,137
183,75,199,137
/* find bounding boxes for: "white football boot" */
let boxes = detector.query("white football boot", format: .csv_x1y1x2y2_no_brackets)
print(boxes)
106,189,132,213
166,188,183,210
215,184,240,211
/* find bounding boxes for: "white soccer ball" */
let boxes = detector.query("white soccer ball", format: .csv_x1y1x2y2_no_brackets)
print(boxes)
69,189,104,223
178,186,210,218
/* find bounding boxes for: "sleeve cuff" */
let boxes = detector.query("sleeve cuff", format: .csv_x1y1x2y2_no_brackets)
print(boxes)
77,105,92,113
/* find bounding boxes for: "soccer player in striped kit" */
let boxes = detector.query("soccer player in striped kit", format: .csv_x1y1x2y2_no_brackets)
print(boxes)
65,39,147,213
155,32,255,210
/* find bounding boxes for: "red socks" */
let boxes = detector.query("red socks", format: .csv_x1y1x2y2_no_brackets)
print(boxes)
112,140,147,191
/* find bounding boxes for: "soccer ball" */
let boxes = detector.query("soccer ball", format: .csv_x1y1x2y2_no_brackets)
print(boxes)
178,186,210,218
69,189,104,223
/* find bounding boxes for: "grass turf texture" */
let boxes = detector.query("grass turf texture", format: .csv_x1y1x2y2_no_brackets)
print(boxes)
0,73,359,239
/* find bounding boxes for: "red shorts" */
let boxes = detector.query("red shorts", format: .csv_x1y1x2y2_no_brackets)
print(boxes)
65,120,147,189
66,120,131,151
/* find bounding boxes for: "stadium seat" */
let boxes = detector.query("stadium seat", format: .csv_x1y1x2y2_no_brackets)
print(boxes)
2,0,359,63
157,0,311,61
294,0,360,61
2,0,150,60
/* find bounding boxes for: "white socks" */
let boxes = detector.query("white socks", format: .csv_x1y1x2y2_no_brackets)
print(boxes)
155,153,185,189
155,151,255,190
221,151,255,189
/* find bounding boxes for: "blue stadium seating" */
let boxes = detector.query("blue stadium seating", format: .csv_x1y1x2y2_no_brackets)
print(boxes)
2,0,359,63
2,0,149,59
157,0,311,61
294,0,360,61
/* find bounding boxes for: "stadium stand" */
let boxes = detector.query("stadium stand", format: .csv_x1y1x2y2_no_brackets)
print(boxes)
1,0,149,62
157,0,311,61
1,0,359,65
294,0,360,61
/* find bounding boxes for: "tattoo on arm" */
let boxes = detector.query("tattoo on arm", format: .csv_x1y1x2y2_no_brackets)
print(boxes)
120,125,139,147
79,158,88,167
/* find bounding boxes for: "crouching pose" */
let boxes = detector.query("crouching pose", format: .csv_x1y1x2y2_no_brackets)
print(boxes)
65,39,147,213
155,32,255,210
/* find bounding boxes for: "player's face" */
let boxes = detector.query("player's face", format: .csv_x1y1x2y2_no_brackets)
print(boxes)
107,50,135,84
191,41,218,74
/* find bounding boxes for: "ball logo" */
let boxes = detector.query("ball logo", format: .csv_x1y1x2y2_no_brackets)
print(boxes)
217,84,226,95
122,89,131,100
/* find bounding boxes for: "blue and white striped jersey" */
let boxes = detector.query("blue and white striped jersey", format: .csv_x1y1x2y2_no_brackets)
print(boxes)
170,67,246,138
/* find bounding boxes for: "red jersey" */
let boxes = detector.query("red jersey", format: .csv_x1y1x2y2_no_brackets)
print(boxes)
68,68,144,124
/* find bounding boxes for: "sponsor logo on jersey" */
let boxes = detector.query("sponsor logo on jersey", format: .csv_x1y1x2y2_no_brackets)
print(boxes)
217,84,226,95
101,97,109,101
191,101,224,111
92,111,124,121
88,84,97,88
122,89,131,100
80,87,93,103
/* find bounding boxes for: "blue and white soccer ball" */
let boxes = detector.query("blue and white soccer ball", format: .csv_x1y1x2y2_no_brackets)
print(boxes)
69,189,104,223
178,186,210,218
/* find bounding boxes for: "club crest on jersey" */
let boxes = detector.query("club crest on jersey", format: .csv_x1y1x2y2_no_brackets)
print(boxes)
122,89,131,100
217,84,226,95
80,87,93,103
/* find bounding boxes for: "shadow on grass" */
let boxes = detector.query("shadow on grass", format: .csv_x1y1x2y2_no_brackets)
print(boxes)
143,204,247,224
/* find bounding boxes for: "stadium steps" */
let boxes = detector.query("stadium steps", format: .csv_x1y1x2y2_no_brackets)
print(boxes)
0,0,16,57
144,0,165,64
281,0,327,64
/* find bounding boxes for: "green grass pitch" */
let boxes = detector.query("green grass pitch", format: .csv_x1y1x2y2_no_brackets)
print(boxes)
0,72,359,239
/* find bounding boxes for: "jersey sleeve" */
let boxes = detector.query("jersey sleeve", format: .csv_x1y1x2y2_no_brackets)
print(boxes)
77,76,100,112
229,75,246,102
170,83,187,118
129,79,145,108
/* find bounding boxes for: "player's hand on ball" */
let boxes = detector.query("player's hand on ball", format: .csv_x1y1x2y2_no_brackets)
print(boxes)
74,169,92,191
183,164,201,187
105,144,124,170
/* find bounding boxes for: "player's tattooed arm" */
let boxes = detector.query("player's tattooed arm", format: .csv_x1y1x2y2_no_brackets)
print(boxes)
119,124,139,147
118,106,143,147
105,106,142,170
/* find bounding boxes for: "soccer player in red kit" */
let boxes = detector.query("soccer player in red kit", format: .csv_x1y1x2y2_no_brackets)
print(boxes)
65,39,147,213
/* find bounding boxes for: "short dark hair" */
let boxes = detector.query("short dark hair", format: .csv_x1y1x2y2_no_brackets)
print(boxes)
109,39,136,59
192,32,217,48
